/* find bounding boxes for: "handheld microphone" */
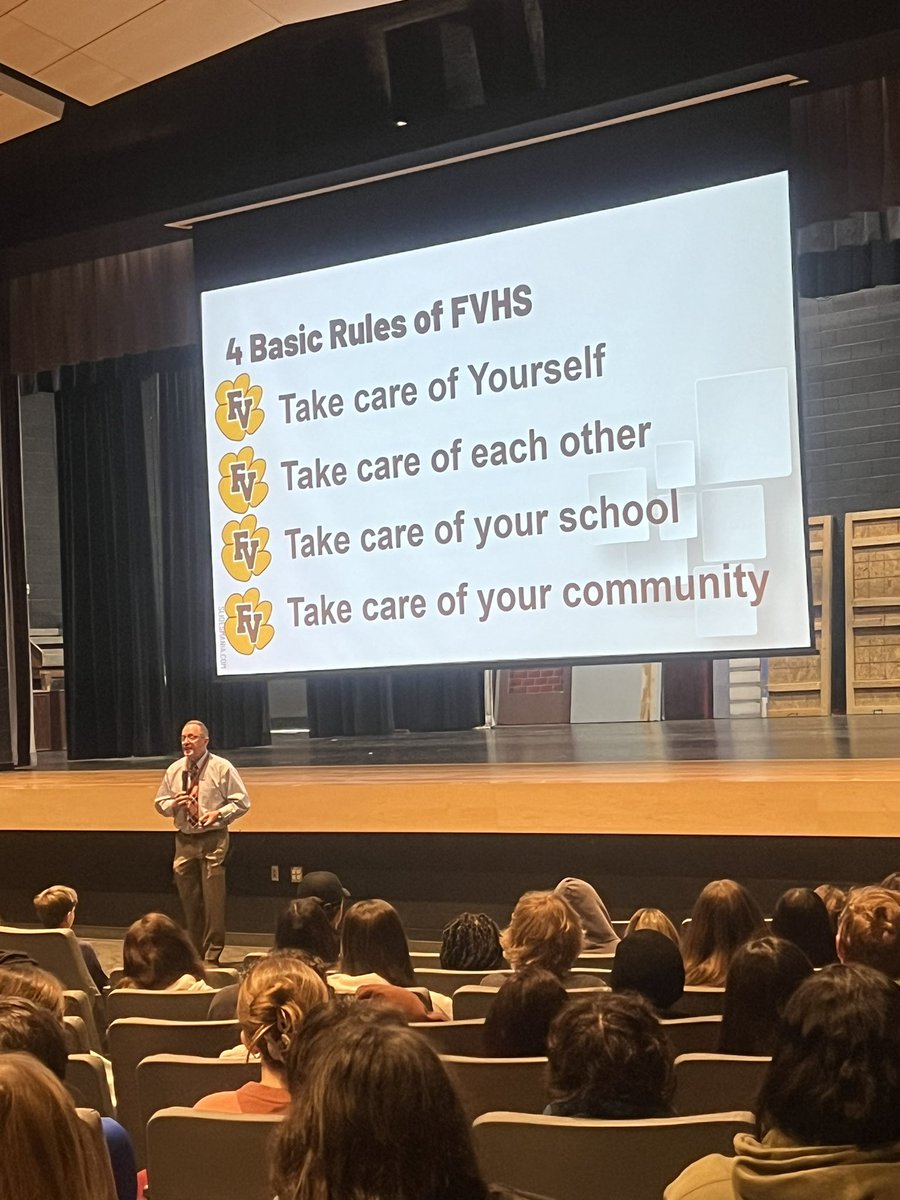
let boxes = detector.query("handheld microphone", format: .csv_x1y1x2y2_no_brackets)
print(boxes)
181,769,189,794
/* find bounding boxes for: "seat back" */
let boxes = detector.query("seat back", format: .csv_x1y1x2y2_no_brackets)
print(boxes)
106,989,216,1024
660,1016,723,1056
409,1018,487,1057
0,926,99,995
574,954,616,969
414,968,502,995
146,1107,282,1200
452,986,501,1020
63,988,105,1051
66,1053,115,1117
674,1052,770,1116
441,1055,548,1124
138,1053,261,1130
108,1017,240,1167
63,1014,91,1053
678,987,727,1017
473,1110,754,1200
409,951,441,969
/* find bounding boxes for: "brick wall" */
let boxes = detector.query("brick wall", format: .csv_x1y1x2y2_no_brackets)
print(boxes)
799,285,900,517
508,667,566,694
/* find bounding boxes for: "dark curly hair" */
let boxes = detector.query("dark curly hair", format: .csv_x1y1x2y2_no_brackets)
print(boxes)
547,991,675,1119
757,963,900,1147
440,912,504,971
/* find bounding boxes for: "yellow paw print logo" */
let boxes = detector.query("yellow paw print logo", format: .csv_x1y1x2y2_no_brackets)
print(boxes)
224,588,275,655
218,448,269,513
222,516,272,581
215,373,265,441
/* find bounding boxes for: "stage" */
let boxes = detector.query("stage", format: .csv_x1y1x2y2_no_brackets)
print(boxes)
1,717,898,932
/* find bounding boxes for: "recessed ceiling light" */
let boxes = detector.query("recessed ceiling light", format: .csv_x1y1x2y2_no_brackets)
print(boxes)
394,119,408,127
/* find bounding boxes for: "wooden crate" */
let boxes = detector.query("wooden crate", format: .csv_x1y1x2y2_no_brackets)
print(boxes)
844,509,900,714
766,515,832,717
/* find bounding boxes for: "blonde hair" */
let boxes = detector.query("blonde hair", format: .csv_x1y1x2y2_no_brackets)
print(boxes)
238,952,329,1066
33,885,78,928
0,963,65,1019
502,891,584,978
838,887,900,978
624,907,680,946
0,1052,105,1200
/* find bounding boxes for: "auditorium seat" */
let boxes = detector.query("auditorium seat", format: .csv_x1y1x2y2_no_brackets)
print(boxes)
0,926,100,995
673,1052,770,1116
409,1017,487,1056
66,1052,115,1118
63,988,105,1051
454,985,608,1021
137,1053,261,1132
106,988,220,1023
660,1016,723,1056
108,1017,240,1167
440,1055,549,1124
473,1110,754,1200
677,987,727,1017
63,1013,91,1053
107,966,239,990
414,967,506,995
146,1107,282,1200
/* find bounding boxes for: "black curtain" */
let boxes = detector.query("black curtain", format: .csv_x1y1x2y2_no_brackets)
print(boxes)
307,667,483,737
56,357,169,758
55,349,269,758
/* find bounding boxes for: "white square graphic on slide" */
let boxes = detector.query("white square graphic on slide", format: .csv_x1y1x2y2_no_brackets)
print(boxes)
697,368,792,484
587,469,650,544
655,441,696,489
659,491,697,541
701,486,766,561
693,565,759,638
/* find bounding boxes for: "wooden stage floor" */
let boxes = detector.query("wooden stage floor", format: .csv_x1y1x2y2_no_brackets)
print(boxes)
4,716,900,839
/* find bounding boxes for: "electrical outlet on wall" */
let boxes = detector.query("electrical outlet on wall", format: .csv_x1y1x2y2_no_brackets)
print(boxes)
270,865,280,882
290,866,303,884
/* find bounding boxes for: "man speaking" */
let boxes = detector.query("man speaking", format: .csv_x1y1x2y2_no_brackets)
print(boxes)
155,720,250,963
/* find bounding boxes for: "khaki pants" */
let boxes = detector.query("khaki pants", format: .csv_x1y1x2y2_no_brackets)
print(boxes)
173,827,229,961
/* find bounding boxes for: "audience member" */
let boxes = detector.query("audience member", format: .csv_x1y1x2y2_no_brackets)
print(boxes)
624,905,681,946
682,880,767,987
334,899,452,1017
881,871,900,892
481,891,606,989
32,884,109,992
718,936,813,1056
770,887,836,967
196,953,329,1113
0,996,136,1200
118,912,212,991
553,878,620,952
0,1053,118,1200
274,1003,538,1200
837,886,900,979
814,882,847,933
546,991,675,1118
208,898,332,1020
0,960,65,1017
483,968,569,1057
440,912,505,970
611,928,685,1014
666,965,900,1198
294,869,350,928
275,898,340,967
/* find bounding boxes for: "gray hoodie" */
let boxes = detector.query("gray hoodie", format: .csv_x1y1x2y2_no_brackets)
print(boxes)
553,878,620,953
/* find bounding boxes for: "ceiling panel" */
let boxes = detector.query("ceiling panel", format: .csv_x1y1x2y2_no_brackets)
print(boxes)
36,49,134,104
250,0,400,21
11,0,164,51
80,0,279,85
0,90,58,141
0,13,68,74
